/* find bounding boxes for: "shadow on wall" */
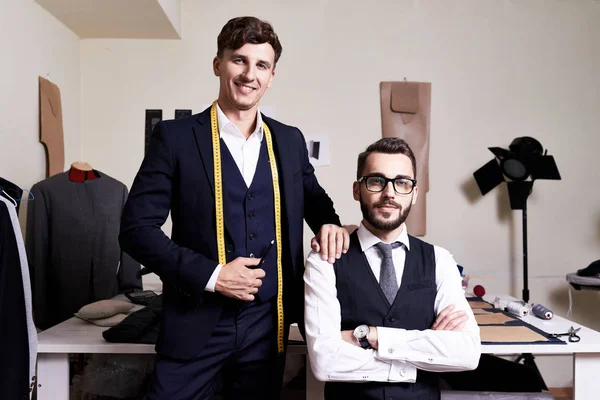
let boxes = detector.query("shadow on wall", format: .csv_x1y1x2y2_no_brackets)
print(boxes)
596,211,600,245
549,285,600,331
460,176,520,297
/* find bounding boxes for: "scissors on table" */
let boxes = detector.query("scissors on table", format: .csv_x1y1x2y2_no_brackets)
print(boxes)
549,326,581,342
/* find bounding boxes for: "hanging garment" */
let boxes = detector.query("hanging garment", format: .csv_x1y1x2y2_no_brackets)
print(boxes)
26,171,142,330
0,196,38,399
0,176,24,214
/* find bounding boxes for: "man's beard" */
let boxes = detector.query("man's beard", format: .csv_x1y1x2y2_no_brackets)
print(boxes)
360,194,412,231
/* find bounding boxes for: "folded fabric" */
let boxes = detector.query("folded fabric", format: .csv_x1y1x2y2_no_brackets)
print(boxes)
75,312,128,327
77,299,134,320
578,259,600,277
102,295,162,344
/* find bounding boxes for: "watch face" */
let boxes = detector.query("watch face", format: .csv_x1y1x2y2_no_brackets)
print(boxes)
353,325,369,339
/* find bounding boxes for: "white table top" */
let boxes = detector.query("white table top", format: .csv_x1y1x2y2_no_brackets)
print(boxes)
37,313,154,354
479,294,600,355
37,293,600,355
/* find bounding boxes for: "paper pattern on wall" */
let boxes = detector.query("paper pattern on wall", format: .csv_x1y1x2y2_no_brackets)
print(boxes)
39,76,65,177
380,81,431,236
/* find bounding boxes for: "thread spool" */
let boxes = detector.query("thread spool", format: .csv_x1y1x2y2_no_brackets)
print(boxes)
505,301,529,317
532,303,554,320
493,297,509,310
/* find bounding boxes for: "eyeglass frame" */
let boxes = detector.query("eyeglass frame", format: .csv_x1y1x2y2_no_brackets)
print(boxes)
357,175,417,195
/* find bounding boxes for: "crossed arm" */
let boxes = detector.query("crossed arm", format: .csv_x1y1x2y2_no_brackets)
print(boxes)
303,247,481,383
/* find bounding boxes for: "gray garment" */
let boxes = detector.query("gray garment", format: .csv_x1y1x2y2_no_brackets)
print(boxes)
25,171,141,330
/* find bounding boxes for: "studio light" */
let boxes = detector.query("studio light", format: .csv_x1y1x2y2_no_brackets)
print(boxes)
473,136,561,209
472,137,562,390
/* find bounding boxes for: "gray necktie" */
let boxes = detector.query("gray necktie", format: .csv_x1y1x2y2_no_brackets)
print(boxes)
375,242,403,304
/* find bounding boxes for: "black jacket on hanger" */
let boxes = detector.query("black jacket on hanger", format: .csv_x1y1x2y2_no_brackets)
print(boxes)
0,200,30,399
0,176,24,214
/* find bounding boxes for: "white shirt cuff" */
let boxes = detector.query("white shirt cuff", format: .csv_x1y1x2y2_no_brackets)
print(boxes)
376,326,407,361
204,264,222,292
389,361,417,382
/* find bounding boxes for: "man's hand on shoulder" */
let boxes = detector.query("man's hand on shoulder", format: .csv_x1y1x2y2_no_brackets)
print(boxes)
214,257,264,301
310,224,353,264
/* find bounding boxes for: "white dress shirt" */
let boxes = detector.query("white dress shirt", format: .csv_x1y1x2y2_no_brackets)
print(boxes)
304,222,481,383
204,104,264,292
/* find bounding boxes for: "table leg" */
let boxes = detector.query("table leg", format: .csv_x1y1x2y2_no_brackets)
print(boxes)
573,353,600,400
306,355,324,400
37,353,69,400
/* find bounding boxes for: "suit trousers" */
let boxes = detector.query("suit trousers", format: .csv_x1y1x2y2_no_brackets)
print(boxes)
146,297,284,400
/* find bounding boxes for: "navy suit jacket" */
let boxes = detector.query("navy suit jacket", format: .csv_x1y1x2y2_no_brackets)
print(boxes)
119,107,341,359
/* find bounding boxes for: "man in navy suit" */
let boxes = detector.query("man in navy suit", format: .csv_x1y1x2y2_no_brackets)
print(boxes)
119,16,349,400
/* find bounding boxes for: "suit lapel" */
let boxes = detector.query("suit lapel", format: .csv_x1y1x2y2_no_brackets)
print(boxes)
193,109,215,196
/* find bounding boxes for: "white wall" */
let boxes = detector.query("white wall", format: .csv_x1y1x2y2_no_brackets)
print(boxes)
80,0,600,388
0,0,81,226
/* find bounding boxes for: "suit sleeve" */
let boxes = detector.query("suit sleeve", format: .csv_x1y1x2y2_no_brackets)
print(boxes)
296,128,341,233
119,121,218,300
117,184,142,293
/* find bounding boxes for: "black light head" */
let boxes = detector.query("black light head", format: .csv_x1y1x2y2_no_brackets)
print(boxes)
473,137,560,200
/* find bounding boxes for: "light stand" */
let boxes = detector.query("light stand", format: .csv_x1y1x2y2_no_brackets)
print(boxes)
505,180,534,303
522,199,529,304
473,137,561,392
508,181,546,390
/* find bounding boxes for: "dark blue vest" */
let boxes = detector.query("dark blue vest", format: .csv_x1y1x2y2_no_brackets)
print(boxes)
221,138,278,302
326,231,440,400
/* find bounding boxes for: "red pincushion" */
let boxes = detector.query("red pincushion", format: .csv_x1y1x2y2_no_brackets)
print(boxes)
473,285,486,297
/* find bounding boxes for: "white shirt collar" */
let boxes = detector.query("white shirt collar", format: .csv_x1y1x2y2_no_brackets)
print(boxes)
216,103,264,141
357,222,411,252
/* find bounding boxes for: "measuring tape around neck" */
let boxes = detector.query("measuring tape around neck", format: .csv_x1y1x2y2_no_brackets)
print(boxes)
210,101,284,354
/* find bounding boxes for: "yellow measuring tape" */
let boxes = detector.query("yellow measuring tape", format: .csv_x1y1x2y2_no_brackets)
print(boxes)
210,101,285,354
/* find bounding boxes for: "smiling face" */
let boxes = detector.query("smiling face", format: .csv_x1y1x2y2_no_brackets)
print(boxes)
353,152,418,235
213,42,275,113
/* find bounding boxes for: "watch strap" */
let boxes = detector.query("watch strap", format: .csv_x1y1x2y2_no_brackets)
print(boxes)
358,336,371,349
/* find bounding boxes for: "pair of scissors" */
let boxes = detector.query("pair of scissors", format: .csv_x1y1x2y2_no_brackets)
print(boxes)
549,326,581,342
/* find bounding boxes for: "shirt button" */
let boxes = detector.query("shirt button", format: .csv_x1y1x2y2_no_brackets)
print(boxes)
249,253,255,258
388,348,395,354
388,316,396,323
249,233,255,240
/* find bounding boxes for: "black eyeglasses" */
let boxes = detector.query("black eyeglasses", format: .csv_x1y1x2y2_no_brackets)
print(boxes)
357,175,417,195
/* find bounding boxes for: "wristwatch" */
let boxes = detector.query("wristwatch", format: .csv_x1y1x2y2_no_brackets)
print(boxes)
353,324,371,349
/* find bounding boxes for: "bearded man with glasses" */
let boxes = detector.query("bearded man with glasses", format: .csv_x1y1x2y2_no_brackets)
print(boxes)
303,137,481,400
